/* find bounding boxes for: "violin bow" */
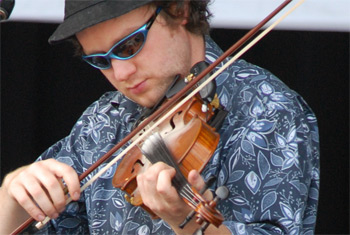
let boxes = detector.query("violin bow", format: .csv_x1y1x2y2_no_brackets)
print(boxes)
12,0,304,233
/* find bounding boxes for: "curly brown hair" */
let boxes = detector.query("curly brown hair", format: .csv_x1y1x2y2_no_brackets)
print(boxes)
69,0,212,57
154,0,212,35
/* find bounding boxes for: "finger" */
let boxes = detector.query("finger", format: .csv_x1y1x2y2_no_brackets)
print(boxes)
26,159,79,216
188,170,205,191
138,162,173,187
137,163,176,207
9,182,46,222
23,177,59,219
151,162,173,172
136,163,168,197
26,160,71,213
38,173,67,213
156,168,177,200
188,170,213,201
47,160,81,201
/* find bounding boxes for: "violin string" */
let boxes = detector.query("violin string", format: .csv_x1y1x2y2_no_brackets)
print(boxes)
180,185,201,206
141,133,198,201
141,133,207,209
25,0,306,231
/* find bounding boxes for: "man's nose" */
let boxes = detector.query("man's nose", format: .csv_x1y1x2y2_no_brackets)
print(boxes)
110,59,137,82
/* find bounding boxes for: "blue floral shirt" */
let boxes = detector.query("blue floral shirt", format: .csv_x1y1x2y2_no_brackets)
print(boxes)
33,37,320,234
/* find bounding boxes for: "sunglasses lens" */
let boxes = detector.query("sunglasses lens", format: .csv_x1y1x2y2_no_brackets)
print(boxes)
112,32,145,58
85,56,110,69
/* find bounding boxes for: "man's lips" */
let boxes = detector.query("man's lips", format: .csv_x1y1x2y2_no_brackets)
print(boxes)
128,80,147,94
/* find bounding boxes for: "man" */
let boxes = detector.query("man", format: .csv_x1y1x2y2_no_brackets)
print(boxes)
0,0,320,234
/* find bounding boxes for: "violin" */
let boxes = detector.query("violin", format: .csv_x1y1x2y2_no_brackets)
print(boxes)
112,90,224,227
12,0,304,233
111,57,232,231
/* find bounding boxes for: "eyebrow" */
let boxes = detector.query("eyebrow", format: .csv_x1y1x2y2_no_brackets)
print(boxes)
85,23,143,55
84,6,154,55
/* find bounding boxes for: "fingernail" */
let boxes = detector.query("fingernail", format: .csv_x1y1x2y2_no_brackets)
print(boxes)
37,214,45,221
74,192,80,200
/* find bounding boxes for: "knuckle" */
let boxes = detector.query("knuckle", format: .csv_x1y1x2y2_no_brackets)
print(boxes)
16,193,29,206
55,163,66,172
27,206,41,218
46,179,59,190
143,173,154,182
31,161,43,170
30,187,43,198
153,205,163,213
149,202,162,213
58,161,73,172
156,184,168,194
45,158,56,165
136,173,144,183
139,170,155,182
45,208,57,218
17,170,29,181
153,162,167,170
54,197,66,209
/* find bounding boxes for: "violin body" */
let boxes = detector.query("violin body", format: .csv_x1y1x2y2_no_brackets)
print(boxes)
112,95,220,218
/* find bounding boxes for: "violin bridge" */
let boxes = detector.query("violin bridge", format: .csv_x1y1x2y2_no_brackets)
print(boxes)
210,93,220,109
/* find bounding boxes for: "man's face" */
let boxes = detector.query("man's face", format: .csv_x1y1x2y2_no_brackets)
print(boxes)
76,5,202,108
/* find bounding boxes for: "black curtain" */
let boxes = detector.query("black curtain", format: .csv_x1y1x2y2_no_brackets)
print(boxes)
1,22,349,234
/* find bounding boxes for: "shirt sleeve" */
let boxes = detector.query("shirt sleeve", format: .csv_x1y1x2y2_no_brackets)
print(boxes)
203,61,320,234
29,98,108,233
27,137,89,234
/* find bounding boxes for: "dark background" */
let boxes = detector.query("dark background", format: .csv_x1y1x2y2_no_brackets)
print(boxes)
1,22,349,234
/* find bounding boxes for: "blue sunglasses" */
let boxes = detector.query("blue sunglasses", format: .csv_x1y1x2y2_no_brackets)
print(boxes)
82,7,162,70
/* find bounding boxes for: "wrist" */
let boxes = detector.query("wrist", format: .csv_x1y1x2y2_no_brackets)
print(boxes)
0,167,31,234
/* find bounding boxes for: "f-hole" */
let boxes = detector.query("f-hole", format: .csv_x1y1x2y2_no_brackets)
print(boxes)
169,110,182,130
131,159,144,173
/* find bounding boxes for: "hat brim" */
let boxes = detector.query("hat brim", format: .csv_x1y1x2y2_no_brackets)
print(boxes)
49,0,153,44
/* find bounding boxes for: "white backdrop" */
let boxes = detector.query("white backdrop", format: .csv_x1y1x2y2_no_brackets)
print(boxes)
9,0,350,32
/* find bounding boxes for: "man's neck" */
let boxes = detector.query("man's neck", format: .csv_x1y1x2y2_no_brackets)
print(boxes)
189,33,206,67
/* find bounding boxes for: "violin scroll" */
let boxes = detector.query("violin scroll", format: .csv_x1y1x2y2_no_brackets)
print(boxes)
194,186,229,232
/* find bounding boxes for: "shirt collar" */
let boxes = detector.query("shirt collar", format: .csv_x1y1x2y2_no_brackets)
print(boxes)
205,35,223,62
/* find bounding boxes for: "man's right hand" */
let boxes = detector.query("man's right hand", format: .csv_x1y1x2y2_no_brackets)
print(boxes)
0,159,80,233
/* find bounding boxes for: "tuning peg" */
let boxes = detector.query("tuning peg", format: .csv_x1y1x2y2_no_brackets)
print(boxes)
214,186,229,201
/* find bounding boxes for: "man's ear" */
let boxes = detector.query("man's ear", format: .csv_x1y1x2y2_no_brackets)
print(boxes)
167,1,189,26
181,1,189,26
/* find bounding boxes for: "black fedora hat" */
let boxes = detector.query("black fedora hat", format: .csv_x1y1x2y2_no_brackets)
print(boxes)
49,0,153,44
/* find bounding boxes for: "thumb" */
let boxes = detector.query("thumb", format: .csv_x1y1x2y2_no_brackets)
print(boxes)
188,170,204,191
188,170,213,201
